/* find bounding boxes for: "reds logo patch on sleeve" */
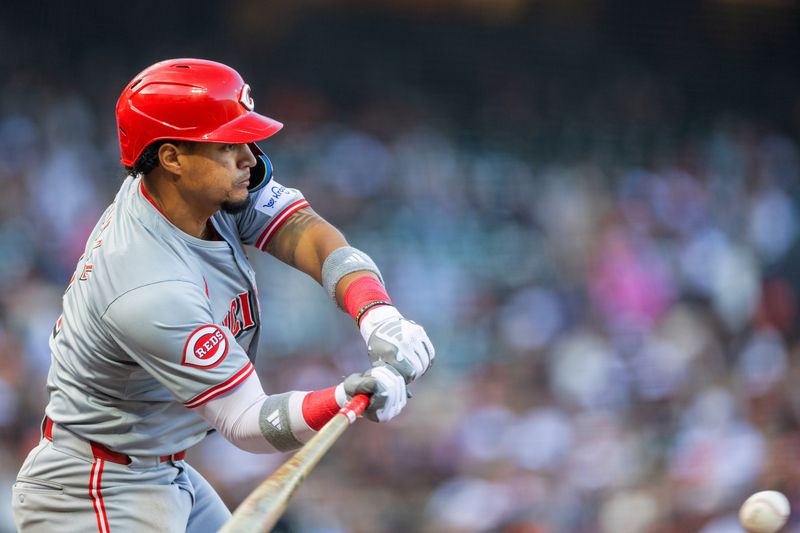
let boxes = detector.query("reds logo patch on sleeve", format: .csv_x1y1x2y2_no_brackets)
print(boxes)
182,325,229,369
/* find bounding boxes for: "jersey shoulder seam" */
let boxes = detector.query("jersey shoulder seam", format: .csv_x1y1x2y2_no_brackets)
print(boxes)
100,279,202,320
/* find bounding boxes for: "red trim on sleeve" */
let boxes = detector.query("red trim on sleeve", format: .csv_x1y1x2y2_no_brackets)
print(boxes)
184,362,255,408
301,386,341,431
343,276,392,321
255,199,310,251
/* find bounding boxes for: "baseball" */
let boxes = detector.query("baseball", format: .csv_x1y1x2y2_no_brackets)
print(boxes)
739,490,790,533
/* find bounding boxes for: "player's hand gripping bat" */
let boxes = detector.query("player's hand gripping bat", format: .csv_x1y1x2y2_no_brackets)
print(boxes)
218,394,370,533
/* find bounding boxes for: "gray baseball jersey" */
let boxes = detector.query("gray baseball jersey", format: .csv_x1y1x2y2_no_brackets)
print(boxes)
45,174,309,456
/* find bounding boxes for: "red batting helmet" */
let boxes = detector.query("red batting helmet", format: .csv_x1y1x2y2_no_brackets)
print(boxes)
115,58,283,167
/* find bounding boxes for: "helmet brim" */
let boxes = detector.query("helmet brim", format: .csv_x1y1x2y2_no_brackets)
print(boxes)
202,111,283,144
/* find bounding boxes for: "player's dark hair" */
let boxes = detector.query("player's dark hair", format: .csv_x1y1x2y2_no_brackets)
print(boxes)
124,140,194,176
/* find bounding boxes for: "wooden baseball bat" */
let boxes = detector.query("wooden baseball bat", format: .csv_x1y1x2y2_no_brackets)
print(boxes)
219,394,370,533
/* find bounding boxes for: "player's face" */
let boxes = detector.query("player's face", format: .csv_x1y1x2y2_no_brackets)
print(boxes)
177,142,257,212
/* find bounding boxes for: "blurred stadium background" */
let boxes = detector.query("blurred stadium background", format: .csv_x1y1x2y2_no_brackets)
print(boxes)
2,1,800,532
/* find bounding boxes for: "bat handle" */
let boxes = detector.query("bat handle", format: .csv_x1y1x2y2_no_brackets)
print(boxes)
339,393,369,424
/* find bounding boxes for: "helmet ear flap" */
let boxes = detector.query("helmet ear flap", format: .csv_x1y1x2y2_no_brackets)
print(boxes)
248,143,273,192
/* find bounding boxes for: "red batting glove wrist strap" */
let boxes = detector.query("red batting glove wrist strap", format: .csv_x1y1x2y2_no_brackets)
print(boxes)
343,276,392,323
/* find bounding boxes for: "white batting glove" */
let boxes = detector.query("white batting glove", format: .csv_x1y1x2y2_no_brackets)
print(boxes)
337,365,407,422
359,306,435,384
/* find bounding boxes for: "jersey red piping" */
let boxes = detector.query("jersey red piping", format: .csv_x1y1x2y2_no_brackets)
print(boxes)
184,362,255,408
139,180,169,219
255,199,310,251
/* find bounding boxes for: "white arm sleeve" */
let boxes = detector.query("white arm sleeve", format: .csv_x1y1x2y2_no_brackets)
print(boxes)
196,373,316,453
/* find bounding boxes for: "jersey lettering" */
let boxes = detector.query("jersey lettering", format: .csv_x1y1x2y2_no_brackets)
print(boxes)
68,205,114,290
182,325,229,369
238,292,256,329
79,263,94,281
221,291,257,339
227,298,242,337
52,314,63,339
100,205,115,230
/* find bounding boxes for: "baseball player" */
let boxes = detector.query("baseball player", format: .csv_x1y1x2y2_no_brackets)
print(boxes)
11,58,434,532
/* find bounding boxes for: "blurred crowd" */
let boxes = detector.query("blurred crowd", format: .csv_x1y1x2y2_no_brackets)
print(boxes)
3,51,800,533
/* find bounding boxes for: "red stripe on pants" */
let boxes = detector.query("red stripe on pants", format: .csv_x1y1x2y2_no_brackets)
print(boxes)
89,459,110,532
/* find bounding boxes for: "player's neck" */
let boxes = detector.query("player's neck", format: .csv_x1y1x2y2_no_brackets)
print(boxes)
141,175,213,239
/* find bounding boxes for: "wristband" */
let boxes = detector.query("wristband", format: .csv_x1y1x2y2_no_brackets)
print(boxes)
343,276,392,323
301,386,340,431
356,301,392,326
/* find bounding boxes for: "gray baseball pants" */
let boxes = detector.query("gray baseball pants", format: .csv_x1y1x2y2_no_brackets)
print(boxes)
11,420,230,532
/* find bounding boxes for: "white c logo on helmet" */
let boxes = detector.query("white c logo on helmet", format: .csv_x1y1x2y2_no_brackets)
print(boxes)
239,84,255,111
182,325,229,369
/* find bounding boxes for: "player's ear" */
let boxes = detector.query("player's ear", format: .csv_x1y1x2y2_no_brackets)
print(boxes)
158,142,183,175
